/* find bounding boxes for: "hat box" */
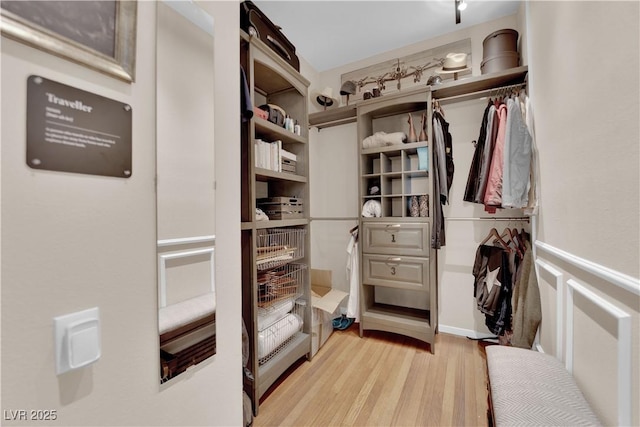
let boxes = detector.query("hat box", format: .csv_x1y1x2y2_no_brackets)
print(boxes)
481,51,519,75
481,29,519,74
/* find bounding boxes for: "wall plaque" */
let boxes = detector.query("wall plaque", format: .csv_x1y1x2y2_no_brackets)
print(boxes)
26,75,132,178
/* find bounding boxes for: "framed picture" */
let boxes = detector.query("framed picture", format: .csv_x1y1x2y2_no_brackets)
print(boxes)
0,1,136,82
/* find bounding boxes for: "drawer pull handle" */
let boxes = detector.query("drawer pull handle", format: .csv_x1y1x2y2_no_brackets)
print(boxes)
386,257,402,263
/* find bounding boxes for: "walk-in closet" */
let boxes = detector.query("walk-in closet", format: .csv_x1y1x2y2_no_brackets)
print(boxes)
1,1,637,426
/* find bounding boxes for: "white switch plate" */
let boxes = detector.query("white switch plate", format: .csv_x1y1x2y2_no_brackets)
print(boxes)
54,307,101,375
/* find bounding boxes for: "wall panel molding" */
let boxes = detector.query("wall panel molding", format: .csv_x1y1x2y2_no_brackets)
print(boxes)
157,234,216,247
157,244,215,308
535,240,640,296
534,258,564,359
565,278,632,426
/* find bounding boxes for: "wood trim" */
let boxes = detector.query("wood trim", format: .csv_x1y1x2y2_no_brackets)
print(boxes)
535,240,640,296
158,247,215,308
534,259,564,360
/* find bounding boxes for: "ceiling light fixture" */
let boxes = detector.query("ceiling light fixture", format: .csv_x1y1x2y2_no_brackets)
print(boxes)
454,0,465,24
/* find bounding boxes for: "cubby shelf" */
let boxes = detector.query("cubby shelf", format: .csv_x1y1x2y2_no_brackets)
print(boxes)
357,86,438,353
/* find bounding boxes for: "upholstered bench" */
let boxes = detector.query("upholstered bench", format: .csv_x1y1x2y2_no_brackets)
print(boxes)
486,346,602,426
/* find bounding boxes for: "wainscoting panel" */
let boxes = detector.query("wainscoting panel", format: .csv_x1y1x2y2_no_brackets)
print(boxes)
157,236,215,308
535,240,638,426
534,258,563,359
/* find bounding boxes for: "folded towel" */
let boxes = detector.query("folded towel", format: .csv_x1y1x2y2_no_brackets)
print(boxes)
362,199,382,217
362,131,407,148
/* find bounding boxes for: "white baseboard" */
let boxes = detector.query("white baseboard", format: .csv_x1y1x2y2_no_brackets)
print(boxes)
439,324,496,339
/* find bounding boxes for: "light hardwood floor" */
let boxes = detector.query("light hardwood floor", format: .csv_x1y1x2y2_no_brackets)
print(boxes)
253,326,491,427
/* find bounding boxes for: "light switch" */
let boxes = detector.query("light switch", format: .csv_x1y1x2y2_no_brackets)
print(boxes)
54,307,101,375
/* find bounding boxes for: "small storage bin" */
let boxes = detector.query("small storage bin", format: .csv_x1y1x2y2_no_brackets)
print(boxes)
257,197,304,220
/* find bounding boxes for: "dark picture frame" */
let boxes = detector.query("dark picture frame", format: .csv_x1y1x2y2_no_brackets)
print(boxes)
0,1,137,82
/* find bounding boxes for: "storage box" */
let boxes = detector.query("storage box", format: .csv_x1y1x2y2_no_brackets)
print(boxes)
482,29,518,58
281,158,297,173
481,29,519,74
311,269,348,356
481,52,519,75
258,197,304,220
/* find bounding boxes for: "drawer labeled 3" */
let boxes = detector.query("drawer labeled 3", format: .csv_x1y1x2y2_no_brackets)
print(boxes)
362,222,429,257
362,254,429,291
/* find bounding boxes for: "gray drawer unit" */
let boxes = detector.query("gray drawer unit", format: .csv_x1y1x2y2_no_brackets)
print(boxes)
362,254,429,291
362,222,429,257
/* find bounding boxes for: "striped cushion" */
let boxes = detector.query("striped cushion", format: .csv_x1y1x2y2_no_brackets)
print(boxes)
486,346,601,426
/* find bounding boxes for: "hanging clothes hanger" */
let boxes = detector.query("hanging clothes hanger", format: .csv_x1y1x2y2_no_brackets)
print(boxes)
500,227,521,256
480,227,510,249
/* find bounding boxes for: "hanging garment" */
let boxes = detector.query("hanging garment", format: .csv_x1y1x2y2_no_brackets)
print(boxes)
524,95,539,215
433,113,449,204
439,112,455,197
431,111,453,249
473,244,510,317
346,228,360,322
474,105,498,204
472,238,515,336
464,99,493,202
502,97,533,209
483,102,508,212
511,239,541,348
241,66,253,123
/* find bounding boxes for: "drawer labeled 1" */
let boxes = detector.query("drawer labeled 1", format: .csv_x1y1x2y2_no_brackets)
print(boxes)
362,254,429,291
362,222,429,257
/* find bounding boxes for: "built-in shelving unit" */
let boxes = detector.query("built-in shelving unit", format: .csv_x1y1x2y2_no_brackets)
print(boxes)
241,31,311,415
357,86,438,353
302,66,530,357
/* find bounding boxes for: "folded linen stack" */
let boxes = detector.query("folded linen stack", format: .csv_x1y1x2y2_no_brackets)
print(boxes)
362,131,407,148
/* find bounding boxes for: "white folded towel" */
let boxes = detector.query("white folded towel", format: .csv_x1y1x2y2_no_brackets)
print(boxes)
362,131,407,148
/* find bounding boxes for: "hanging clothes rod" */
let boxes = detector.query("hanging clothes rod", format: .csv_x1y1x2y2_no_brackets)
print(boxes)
436,82,527,105
446,216,530,222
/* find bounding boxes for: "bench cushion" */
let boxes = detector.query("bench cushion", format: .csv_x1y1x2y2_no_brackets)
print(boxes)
159,292,216,335
486,346,601,426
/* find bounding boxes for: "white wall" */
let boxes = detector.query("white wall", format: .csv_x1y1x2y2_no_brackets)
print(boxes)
309,122,359,293
527,2,639,425
0,1,242,425
156,2,216,240
528,1,639,276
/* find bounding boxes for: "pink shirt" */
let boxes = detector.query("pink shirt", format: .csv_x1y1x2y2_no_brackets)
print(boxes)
484,103,508,211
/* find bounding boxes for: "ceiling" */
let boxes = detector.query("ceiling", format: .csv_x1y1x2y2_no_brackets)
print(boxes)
253,1,521,72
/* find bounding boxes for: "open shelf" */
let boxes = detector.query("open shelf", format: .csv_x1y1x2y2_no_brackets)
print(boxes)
254,118,307,145
255,168,307,183
431,66,528,101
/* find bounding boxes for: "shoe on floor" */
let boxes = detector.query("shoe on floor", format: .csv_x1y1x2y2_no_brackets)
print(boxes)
336,317,354,330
